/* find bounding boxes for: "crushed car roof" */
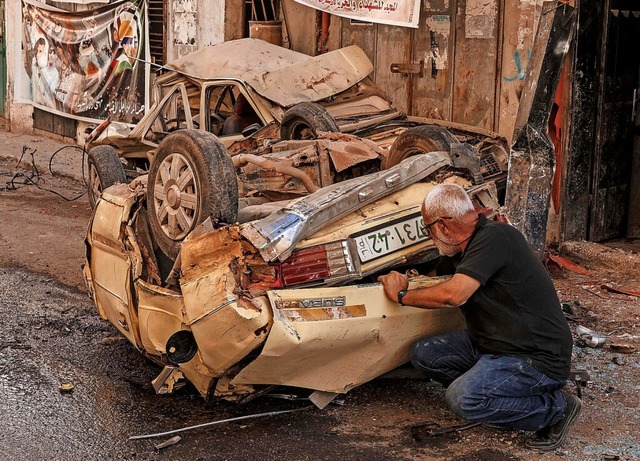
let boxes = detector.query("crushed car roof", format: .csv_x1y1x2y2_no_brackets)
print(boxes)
165,38,374,108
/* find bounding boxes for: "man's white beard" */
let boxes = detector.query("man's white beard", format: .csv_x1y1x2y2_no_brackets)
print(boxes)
433,238,459,257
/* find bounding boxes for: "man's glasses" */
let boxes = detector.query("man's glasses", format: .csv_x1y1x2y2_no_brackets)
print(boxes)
420,217,452,238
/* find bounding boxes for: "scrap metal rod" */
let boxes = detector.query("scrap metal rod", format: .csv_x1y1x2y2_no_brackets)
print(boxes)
129,406,313,440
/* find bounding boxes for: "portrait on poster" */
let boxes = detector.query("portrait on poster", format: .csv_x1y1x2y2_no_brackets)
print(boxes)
22,0,147,123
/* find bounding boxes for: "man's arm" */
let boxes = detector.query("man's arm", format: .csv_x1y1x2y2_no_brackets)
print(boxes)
377,271,480,309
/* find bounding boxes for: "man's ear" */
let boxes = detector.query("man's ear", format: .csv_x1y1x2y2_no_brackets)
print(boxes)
438,220,450,236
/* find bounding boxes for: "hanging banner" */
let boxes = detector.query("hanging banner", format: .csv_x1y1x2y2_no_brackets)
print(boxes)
21,0,147,124
293,0,420,28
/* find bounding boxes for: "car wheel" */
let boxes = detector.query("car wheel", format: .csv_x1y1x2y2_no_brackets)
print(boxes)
382,125,459,170
280,102,339,140
87,145,126,208
147,129,238,259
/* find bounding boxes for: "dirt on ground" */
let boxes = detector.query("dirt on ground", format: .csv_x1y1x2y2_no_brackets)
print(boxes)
0,154,639,460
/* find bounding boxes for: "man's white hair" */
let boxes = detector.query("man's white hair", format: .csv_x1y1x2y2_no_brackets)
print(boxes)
422,183,475,220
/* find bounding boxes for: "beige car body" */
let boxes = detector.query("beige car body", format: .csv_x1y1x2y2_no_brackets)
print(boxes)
84,153,501,401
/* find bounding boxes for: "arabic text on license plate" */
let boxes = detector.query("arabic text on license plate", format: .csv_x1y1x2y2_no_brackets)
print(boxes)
354,215,428,262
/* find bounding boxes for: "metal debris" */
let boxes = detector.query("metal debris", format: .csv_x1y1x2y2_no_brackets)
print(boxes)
600,284,640,298
264,393,345,406
59,382,75,394
154,436,181,450
546,253,591,276
576,325,607,347
309,390,340,409
609,343,637,354
129,406,313,440
411,420,482,439
580,284,610,299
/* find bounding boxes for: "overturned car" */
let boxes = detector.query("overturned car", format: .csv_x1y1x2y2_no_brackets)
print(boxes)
84,130,505,401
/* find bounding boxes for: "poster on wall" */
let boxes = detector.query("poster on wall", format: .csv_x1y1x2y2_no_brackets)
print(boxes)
293,0,421,28
21,0,148,124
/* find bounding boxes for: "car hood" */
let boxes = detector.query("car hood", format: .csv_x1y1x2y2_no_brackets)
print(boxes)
165,38,374,108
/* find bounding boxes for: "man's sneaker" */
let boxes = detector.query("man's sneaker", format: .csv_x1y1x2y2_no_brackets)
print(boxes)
525,391,582,451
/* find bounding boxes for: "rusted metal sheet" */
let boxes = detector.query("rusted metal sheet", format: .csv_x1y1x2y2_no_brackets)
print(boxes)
412,11,454,119
504,2,576,257
318,135,381,173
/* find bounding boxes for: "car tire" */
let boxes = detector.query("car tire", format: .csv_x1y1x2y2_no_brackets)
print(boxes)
280,102,339,140
382,125,458,170
87,145,127,208
147,129,238,260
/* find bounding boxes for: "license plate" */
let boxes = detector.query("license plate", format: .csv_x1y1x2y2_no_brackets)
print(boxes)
353,214,428,263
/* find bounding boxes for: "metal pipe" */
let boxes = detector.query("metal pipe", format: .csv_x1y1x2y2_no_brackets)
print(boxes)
233,153,320,193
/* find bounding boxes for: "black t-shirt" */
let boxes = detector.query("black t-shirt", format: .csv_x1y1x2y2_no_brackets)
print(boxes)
437,214,573,381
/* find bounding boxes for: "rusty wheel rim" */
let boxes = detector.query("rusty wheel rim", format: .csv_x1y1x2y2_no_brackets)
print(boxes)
153,153,198,240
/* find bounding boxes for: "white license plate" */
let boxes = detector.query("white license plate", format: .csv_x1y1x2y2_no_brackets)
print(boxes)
353,214,428,263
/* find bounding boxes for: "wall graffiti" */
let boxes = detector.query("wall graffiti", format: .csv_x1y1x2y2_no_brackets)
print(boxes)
22,0,147,123
503,48,531,82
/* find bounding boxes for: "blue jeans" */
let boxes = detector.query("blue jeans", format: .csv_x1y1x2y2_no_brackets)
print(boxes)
411,330,567,432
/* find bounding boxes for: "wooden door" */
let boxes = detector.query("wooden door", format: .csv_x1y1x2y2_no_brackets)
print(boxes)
450,0,500,128
341,0,500,128
590,1,640,241
341,1,457,118
411,1,457,119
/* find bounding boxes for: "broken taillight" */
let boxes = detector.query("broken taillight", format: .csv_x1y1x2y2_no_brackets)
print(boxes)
272,241,358,288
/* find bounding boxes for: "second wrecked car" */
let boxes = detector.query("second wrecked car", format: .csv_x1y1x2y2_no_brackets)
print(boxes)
84,38,510,207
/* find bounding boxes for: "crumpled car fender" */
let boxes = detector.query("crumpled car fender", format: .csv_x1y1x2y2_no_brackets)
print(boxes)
179,225,273,376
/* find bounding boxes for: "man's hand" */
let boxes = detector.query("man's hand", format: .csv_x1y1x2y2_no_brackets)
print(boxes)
377,271,409,303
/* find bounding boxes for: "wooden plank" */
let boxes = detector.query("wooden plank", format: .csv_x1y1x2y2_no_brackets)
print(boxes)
411,2,455,119
54,114,76,139
33,108,53,133
496,0,539,142
451,0,499,128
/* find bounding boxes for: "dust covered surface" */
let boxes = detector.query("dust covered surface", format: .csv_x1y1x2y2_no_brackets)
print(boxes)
0,154,639,460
